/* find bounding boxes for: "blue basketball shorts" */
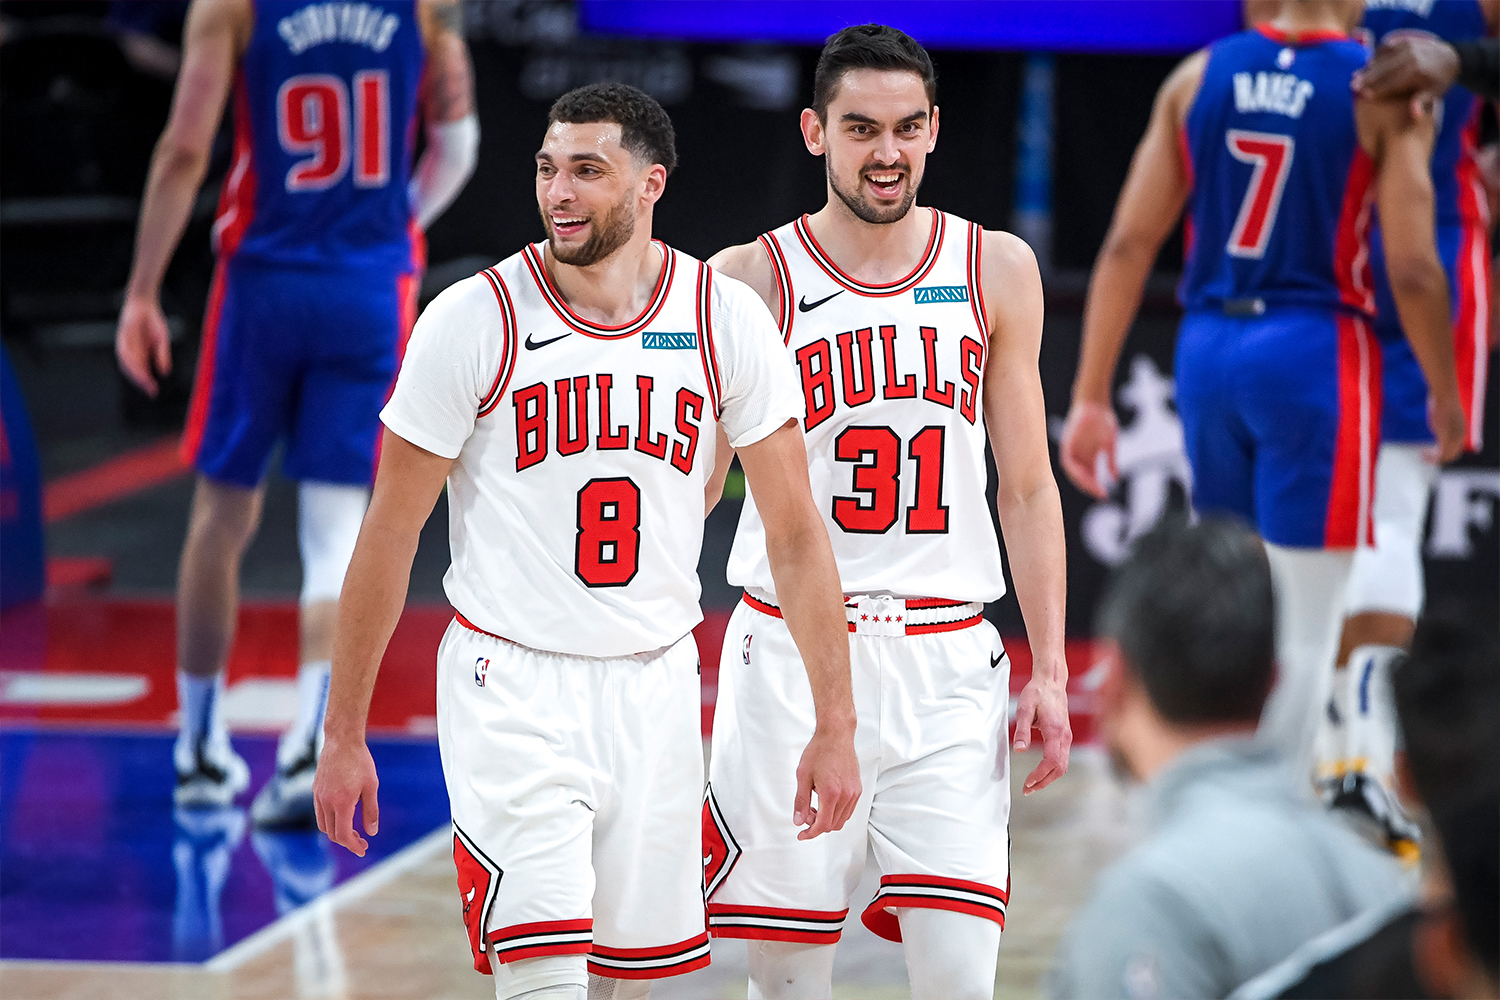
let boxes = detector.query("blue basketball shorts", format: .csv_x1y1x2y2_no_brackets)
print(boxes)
181,257,419,488
1175,307,1379,549
1370,219,1490,450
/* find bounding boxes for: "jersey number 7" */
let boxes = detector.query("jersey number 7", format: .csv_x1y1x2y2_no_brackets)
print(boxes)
278,71,390,192
1225,130,1294,259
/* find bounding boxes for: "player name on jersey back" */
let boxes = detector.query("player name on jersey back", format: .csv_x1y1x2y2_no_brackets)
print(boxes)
727,210,1008,605
382,242,803,657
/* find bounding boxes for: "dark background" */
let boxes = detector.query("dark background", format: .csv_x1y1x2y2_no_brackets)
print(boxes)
2,0,1494,635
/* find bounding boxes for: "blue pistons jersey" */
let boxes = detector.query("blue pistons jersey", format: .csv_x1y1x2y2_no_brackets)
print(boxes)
1179,26,1376,317
213,0,424,273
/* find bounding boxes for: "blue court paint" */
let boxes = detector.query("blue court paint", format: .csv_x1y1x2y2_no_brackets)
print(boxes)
0,729,448,963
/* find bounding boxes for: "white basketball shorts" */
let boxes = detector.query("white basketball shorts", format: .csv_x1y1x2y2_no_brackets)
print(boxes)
438,614,710,980
704,594,1011,945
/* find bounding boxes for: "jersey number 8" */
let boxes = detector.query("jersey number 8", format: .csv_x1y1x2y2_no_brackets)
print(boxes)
277,71,390,192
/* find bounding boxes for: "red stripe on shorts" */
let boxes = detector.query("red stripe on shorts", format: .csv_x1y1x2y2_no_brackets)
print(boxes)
1325,315,1379,548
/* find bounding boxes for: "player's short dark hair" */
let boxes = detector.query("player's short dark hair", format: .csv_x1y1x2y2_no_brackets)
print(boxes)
1393,616,1500,816
1097,517,1275,725
812,24,937,121
547,82,678,175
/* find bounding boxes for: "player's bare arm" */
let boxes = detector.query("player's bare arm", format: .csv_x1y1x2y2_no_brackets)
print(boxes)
115,0,251,396
1059,49,1205,499
409,0,478,230
1356,96,1466,462
981,231,1072,795
314,430,453,857
704,241,781,512
735,419,861,839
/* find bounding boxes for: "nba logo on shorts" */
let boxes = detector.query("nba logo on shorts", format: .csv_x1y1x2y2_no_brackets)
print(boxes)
742,635,752,665
474,657,490,688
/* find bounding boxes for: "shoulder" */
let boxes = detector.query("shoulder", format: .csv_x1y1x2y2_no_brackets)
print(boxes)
186,0,253,52
706,268,777,328
977,230,1042,327
978,229,1039,278
707,239,779,313
417,270,512,339
1161,47,1211,121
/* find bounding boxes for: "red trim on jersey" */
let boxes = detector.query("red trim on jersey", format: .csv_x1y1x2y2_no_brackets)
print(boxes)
758,231,796,344
586,932,711,980
793,209,944,296
695,262,724,418
372,267,424,479
861,873,1009,943
1453,219,1491,452
1254,24,1353,45
454,612,511,643
1455,112,1492,451
211,73,258,257
966,222,990,346
180,261,231,466
1333,150,1376,317
1326,315,1379,548
478,268,518,417
487,919,593,964
520,242,674,338
904,613,986,634
1177,124,1197,265
708,904,849,943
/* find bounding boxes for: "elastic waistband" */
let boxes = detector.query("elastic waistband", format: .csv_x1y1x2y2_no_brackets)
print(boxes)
741,593,984,637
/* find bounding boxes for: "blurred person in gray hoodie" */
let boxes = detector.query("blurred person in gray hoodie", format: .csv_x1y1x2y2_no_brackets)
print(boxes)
1047,519,1414,1000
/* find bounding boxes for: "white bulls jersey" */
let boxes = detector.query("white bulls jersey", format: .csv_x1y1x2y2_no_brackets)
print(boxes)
727,209,1006,603
382,241,802,657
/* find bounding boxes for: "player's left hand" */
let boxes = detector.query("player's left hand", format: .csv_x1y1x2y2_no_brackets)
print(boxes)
1012,667,1072,795
1353,36,1459,119
314,735,380,857
115,294,174,397
793,725,861,841
1426,393,1467,464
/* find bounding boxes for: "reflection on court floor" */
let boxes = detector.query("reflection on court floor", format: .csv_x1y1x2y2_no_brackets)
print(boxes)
0,730,448,964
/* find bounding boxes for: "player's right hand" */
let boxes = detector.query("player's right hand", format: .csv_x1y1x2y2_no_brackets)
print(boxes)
115,294,174,397
793,725,861,841
1427,394,1467,464
314,735,381,857
1059,401,1119,500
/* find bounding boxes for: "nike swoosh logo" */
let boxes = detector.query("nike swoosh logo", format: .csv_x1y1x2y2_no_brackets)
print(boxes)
990,652,1007,669
525,332,571,350
797,290,844,313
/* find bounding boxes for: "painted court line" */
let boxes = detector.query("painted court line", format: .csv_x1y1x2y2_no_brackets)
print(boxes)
205,825,451,972
44,435,188,523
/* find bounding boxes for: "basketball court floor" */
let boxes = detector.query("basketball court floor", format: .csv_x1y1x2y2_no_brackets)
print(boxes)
1,351,1139,999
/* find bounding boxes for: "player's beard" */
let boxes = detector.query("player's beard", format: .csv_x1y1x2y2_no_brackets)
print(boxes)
828,160,921,225
543,191,637,267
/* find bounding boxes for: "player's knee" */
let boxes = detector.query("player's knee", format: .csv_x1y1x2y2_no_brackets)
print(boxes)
489,950,587,1000
586,973,651,1000
747,940,836,1000
297,480,370,604
896,907,1000,1000
188,478,264,554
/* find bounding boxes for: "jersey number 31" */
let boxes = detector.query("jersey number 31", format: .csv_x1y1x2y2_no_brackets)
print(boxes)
278,71,390,192
1225,130,1294,259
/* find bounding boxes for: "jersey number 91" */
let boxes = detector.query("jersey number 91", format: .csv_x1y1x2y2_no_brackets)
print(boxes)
277,71,390,192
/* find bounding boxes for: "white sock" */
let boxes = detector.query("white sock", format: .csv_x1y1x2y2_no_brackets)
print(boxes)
747,940,836,999
896,908,1000,1000
178,671,228,749
280,660,331,767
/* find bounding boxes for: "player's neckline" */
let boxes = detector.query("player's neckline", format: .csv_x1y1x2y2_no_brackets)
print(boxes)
793,208,945,298
521,241,674,339
1254,24,1352,46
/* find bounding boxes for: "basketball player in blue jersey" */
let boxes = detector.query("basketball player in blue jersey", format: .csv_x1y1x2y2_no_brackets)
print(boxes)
114,0,477,825
1059,0,1465,784
1324,0,1497,849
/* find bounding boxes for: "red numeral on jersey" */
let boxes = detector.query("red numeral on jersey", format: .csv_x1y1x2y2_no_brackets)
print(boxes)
575,478,641,587
1225,129,1294,259
832,425,949,535
277,71,390,192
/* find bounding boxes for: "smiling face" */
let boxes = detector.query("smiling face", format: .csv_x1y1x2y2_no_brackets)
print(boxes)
535,121,659,267
805,68,938,226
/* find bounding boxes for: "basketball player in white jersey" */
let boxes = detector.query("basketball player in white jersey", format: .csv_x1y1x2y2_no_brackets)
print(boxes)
702,26,1071,1000
312,83,861,1000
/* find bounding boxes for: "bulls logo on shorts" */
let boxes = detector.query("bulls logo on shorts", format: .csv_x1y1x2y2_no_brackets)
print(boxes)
474,657,490,688
453,824,502,973
701,785,742,899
